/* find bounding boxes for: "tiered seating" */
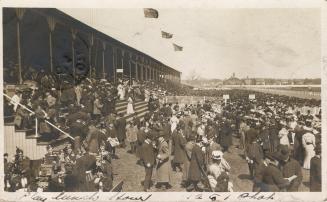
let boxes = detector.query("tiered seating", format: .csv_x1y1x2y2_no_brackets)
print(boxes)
4,98,150,160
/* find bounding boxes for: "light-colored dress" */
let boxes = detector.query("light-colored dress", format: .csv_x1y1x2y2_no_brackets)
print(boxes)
207,158,231,189
126,125,138,143
278,128,290,146
117,84,125,100
144,89,150,102
302,132,316,169
126,97,134,115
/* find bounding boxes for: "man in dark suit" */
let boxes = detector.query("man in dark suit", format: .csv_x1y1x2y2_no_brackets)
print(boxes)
187,140,205,192
279,146,302,191
219,119,233,153
171,122,187,172
261,152,296,192
310,144,321,191
139,132,156,191
115,113,127,147
73,148,96,191
245,135,263,178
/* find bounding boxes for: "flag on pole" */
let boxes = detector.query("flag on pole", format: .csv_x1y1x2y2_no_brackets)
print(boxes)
143,8,159,18
161,31,173,39
173,43,183,51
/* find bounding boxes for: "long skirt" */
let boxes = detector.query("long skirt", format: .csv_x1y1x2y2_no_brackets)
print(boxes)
303,144,315,169
126,103,134,114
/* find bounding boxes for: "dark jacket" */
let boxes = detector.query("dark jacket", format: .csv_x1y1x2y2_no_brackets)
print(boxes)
246,142,263,166
140,141,156,168
219,122,233,147
172,131,187,164
73,153,96,191
281,158,302,191
115,117,126,142
188,144,205,182
310,156,321,191
261,164,290,192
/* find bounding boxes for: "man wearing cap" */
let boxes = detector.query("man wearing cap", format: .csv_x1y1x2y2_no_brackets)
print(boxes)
139,133,156,192
245,133,263,178
187,140,205,192
310,144,321,191
171,122,187,172
261,152,297,192
279,146,302,191
73,147,97,191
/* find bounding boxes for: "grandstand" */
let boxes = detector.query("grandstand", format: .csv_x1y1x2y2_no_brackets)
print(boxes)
3,7,181,160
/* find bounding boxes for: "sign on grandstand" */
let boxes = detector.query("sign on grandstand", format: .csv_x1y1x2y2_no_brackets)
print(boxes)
249,94,255,100
116,69,123,73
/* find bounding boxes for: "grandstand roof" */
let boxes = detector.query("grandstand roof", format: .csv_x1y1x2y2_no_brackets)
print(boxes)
34,8,181,75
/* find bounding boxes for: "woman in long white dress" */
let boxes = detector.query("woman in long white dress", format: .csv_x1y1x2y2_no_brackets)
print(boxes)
126,96,134,115
117,83,125,100
144,89,150,102
302,128,316,169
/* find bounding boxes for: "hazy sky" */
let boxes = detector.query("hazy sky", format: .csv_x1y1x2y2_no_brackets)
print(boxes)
60,8,321,79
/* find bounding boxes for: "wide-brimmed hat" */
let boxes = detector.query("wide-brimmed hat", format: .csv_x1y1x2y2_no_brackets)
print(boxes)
211,150,223,160
265,151,282,162
278,145,290,161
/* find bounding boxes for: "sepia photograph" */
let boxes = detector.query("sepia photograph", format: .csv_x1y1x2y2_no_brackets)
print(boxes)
0,1,324,199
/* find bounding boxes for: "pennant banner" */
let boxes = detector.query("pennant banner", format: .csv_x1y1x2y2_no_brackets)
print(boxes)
161,31,173,39
173,43,183,51
144,8,159,18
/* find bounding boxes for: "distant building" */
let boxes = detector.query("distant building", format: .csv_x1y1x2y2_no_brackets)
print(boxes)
243,76,254,85
223,74,244,85
255,78,266,85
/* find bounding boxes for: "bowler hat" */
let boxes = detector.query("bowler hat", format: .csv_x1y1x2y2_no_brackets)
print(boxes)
278,145,290,161
265,152,281,162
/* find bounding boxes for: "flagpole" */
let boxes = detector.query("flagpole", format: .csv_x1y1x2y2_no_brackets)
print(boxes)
102,41,106,79
121,49,124,80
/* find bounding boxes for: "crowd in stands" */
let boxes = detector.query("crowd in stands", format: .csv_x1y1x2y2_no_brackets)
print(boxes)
3,69,322,192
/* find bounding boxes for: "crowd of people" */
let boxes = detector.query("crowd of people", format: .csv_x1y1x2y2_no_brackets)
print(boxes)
3,70,322,192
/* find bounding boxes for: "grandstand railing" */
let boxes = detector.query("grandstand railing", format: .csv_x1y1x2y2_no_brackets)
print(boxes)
3,93,74,140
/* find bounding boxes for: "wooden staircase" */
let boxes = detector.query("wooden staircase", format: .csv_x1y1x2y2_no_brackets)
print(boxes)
115,99,149,122
4,116,70,160
4,122,47,160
